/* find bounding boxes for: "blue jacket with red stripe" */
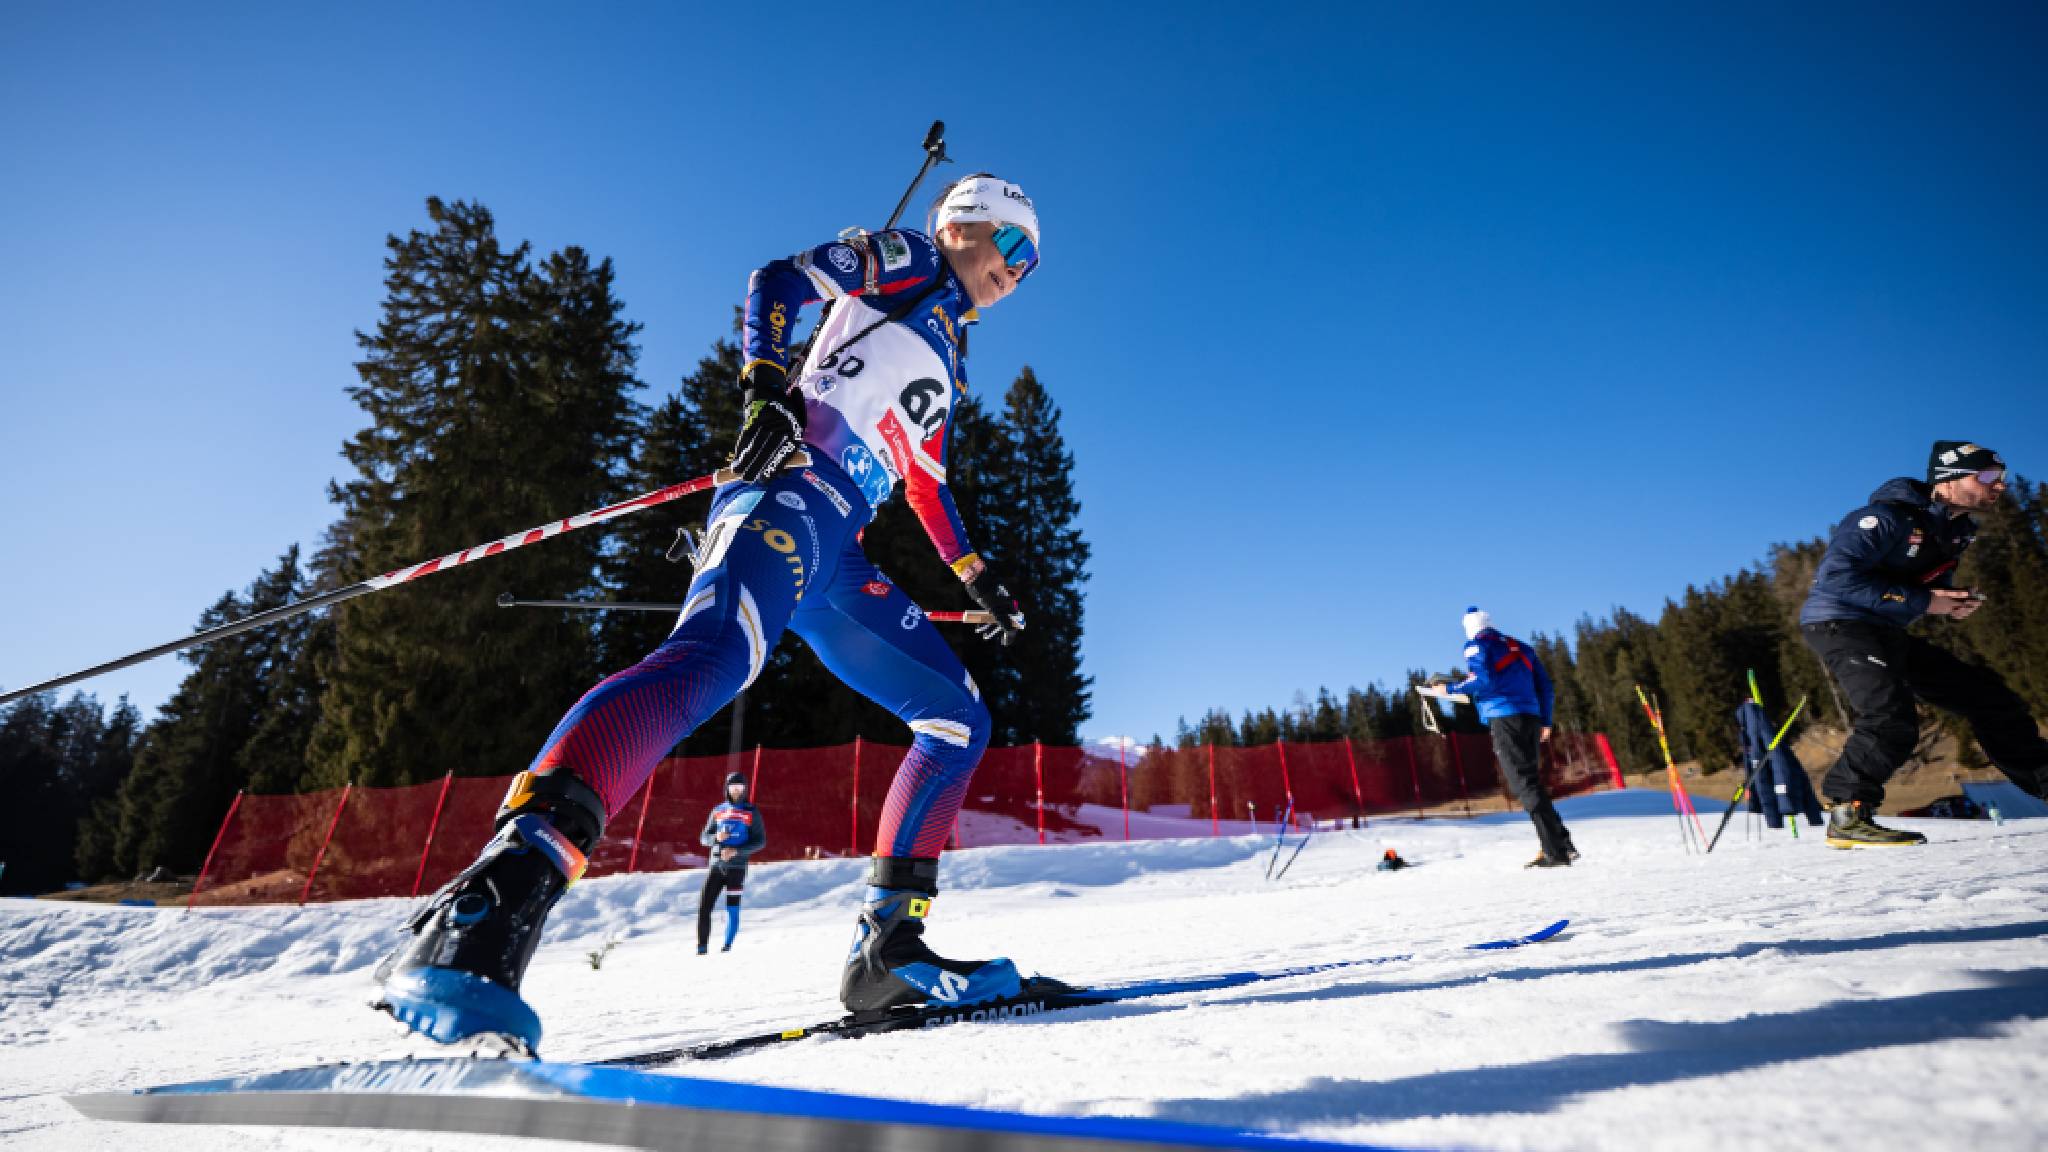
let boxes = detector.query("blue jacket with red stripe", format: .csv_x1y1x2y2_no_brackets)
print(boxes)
1453,629,1554,724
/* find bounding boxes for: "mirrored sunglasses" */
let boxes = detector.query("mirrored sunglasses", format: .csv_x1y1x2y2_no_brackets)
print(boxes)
1976,468,2006,485
990,224,1039,279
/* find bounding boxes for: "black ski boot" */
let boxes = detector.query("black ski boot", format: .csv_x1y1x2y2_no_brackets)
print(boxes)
1825,800,1926,848
374,770,606,1052
839,856,1021,1018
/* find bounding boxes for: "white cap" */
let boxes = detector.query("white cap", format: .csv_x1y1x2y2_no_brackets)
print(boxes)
1462,606,1493,640
932,174,1039,250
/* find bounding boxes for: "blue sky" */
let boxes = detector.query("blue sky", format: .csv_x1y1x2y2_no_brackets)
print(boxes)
2,1,2043,746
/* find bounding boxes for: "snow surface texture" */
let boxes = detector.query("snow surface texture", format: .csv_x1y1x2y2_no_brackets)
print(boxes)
4,790,2047,1151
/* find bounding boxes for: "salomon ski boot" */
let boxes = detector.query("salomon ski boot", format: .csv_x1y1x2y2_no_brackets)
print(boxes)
1825,800,1926,848
374,770,606,1053
840,856,1021,1017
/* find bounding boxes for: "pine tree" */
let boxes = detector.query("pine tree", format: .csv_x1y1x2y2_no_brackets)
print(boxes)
0,691,136,893
308,200,642,787
979,367,1091,743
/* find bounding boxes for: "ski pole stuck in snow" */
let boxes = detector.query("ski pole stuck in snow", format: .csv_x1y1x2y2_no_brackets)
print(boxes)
0,452,811,706
1706,688,1808,853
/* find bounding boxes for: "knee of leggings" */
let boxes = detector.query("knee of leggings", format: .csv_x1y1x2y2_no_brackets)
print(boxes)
909,694,991,761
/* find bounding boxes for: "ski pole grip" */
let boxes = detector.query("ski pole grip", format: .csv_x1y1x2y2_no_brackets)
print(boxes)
711,450,812,488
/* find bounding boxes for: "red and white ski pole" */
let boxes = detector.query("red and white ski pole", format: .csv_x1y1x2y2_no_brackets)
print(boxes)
494,594,992,627
0,454,808,706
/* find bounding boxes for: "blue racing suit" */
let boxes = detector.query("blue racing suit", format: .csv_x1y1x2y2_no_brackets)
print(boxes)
531,230,993,861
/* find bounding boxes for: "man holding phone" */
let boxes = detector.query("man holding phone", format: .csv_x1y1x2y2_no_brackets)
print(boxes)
1799,441,2048,847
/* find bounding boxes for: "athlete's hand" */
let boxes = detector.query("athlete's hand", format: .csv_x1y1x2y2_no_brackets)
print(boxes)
1926,589,1981,619
730,364,805,483
1541,727,1553,743
960,559,1026,647
719,847,738,862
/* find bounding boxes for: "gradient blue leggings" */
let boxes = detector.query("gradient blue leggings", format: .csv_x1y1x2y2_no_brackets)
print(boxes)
532,460,990,859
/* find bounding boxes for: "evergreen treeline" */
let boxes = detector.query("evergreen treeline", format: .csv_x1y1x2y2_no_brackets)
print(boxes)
1174,477,2048,780
0,199,1091,893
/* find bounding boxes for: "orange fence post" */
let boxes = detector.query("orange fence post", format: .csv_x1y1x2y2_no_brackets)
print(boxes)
1342,739,1364,821
1596,733,1625,789
1207,742,1219,837
187,789,243,912
626,762,658,874
849,736,863,857
1033,741,1045,846
410,771,454,898
1275,738,1294,809
299,782,353,906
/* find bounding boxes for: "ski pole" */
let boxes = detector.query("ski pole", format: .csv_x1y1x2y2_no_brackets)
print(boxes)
1705,695,1806,853
1636,685,1699,853
782,122,952,394
493,594,992,627
1265,797,1296,880
887,121,952,231
1273,816,1315,881
0,454,807,706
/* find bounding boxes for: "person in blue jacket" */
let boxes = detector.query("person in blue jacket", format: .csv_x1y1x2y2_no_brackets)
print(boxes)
1441,607,1577,868
698,771,766,954
1799,441,2048,848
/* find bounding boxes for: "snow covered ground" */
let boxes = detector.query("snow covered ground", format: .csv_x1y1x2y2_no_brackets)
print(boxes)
5,790,2047,1151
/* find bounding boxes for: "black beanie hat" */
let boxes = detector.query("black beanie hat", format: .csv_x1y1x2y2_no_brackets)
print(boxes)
1929,440,2003,485
724,771,747,788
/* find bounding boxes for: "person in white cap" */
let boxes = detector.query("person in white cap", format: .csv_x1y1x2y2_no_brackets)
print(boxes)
375,173,1046,1052
1437,607,1576,868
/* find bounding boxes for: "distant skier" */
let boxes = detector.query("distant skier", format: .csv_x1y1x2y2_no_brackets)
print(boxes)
1434,607,1576,868
698,771,765,954
1799,441,2048,848
375,173,1042,1051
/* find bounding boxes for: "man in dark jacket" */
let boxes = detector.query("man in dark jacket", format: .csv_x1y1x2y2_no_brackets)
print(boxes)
698,771,766,953
1432,607,1577,868
1799,440,2048,847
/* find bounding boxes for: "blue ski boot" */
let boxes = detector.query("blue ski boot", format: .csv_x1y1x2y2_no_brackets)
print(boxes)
839,856,1021,1017
373,770,606,1054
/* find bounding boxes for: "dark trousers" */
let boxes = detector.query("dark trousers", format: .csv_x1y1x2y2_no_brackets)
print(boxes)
1492,713,1573,862
1802,620,2048,805
697,863,745,950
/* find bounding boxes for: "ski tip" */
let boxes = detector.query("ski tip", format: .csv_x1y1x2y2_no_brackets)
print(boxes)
1468,918,1570,950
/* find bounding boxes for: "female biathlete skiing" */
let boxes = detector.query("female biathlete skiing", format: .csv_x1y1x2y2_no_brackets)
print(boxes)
374,173,1043,1052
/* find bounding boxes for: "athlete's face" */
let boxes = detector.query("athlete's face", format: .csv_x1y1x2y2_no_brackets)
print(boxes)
727,784,746,803
1941,470,2007,511
938,223,1028,309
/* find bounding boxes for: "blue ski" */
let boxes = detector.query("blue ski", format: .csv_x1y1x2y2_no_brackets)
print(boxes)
66,1056,1407,1152
600,918,1568,1065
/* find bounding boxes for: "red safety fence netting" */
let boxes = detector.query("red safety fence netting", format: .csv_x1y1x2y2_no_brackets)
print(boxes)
191,731,1621,906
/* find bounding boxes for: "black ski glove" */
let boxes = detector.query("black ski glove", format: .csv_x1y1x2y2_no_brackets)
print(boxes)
729,364,805,484
960,557,1026,647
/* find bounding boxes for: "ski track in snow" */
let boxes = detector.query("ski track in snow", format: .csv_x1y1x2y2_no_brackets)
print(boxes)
3,790,2046,1151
